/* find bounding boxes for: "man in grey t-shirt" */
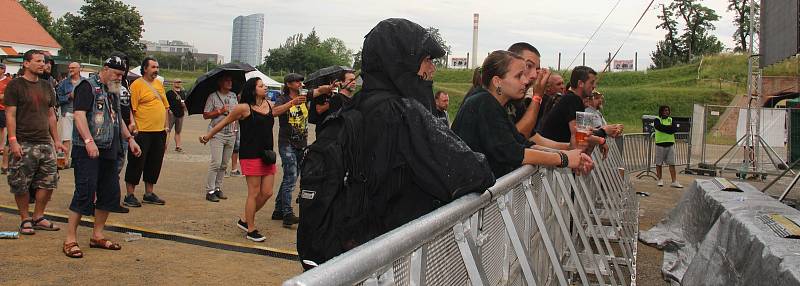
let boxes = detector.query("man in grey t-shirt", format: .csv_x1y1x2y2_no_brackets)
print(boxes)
201,74,238,202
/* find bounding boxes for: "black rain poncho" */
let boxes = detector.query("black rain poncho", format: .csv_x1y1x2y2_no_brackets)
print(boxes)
354,18,495,232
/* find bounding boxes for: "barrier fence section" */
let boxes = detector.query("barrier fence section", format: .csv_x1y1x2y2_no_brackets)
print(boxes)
697,104,798,177
620,132,691,178
283,139,639,286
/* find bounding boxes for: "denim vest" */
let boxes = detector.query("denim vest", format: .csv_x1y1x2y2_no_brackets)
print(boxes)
72,76,120,149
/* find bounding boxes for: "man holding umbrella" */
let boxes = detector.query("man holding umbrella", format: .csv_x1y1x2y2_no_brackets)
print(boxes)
308,67,355,133
202,74,238,202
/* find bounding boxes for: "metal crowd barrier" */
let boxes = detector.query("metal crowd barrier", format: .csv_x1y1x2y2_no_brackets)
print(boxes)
283,139,639,286
620,132,691,179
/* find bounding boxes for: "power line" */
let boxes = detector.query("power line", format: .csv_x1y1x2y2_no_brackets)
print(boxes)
564,0,621,72
602,0,656,73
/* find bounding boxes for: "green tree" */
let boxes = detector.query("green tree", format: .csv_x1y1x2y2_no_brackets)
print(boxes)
261,29,353,75
426,27,452,67
352,48,362,71
69,0,145,63
728,0,759,52
651,0,724,69
18,0,53,31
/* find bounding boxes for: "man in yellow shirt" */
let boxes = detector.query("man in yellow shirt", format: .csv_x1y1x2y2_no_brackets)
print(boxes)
123,57,169,207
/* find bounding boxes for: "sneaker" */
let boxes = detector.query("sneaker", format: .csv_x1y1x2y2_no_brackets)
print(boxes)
206,192,220,202
109,205,130,213
142,192,166,205
123,194,142,207
671,181,684,188
230,169,243,177
282,213,300,227
657,180,664,187
214,188,228,200
271,212,283,220
236,218,248,232
246,230,266,242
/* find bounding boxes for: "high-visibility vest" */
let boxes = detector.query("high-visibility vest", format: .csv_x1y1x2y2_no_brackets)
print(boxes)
654,117,675,144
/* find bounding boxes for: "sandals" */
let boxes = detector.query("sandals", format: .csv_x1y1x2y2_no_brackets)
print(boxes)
32,217,60,231
63,242,83,258
89,238,122,250
175,146,183,153
19,219,35,235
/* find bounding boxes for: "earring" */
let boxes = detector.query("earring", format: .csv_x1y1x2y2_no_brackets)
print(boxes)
496,86,502,96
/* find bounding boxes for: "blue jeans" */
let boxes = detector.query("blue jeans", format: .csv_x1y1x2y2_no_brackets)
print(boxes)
276,144,303,216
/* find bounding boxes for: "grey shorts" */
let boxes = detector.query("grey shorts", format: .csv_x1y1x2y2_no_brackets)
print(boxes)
8,142,58,194
654,145,676,166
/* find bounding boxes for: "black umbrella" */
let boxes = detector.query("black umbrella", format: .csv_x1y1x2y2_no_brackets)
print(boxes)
304,66,354,89
185,62,256,115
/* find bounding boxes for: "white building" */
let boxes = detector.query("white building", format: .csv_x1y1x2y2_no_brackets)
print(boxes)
231,14,264,67
141,40,198,54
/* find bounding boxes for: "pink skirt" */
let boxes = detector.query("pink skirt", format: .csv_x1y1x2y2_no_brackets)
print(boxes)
240,158,277,176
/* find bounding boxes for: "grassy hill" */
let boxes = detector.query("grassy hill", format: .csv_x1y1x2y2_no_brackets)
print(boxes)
156,53,798,132
435,53,800,131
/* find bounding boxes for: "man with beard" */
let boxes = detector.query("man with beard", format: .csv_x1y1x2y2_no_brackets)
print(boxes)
308,70,354,133
124,57,168,207
539,66,622,156
432,90,449,125
4,49,66,235
271,73,307,227
62,54,142,258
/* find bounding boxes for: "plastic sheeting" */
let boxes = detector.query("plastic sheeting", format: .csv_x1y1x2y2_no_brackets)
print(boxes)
640,179,800,285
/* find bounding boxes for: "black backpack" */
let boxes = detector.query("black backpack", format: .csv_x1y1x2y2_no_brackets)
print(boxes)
297,95,381,270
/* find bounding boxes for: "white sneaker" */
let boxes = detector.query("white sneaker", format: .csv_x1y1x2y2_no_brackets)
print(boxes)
657,180,664,187
671,181,684,188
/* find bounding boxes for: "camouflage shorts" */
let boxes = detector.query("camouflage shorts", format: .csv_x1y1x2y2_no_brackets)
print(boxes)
8,142,58,194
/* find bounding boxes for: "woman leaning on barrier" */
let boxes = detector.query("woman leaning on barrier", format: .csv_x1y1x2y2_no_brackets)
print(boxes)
452,50,593,178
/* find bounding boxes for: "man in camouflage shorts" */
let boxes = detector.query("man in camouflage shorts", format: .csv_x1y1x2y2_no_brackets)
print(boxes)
5,50,66,235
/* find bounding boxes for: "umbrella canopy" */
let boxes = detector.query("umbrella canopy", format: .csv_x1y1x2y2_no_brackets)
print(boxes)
304,66,354,89
185,62,256,115
245,70,282,88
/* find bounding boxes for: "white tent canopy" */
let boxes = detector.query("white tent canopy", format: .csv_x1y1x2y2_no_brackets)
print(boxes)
246,70,282,88
128,66,165,83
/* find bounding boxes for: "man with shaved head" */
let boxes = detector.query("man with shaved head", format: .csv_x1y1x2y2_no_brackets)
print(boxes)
56,62,85,166
535,73,565,132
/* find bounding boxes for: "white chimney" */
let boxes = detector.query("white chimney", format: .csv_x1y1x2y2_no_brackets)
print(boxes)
472,13,479,68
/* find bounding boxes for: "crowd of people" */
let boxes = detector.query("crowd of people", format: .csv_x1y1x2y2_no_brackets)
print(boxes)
0,18,690,263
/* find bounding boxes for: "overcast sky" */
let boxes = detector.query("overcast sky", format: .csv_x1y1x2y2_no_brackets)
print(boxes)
40,0,739,70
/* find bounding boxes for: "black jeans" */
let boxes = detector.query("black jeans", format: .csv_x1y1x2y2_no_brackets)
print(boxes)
124,131,166,185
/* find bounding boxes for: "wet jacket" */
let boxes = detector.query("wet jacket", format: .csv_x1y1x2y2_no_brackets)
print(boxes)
355,18,495,232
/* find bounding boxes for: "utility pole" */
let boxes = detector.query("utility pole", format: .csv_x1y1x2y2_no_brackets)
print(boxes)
558,52,561,70
582,53,585,66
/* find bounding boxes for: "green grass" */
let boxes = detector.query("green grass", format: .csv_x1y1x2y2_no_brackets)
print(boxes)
156,54,799,132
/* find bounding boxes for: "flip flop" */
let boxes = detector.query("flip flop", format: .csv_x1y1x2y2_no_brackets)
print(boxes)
89,238,122,250
19,219,35,235
33,217,60,231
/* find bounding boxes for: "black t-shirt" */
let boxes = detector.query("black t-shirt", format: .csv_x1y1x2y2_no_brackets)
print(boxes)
276,94,309,148
309,92,351,133
166,89,186,117
432,108,448,125
72,81,121,159
119,85,132,126
451,89,533,178
539,91,585,143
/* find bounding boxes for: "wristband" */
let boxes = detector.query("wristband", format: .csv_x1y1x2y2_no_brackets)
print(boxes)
599,137,606,145
8,136,16,142
558,152,569,168
532,96,543,104
84,138,94,144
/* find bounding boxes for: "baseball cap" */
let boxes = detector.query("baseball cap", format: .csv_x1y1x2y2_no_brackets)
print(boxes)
0,63,5,69
284,73,304,83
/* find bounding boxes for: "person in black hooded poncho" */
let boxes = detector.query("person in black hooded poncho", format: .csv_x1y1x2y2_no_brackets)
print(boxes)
354,19,495,234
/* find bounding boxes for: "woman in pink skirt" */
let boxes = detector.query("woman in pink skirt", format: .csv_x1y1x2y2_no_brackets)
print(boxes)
200,77,303,242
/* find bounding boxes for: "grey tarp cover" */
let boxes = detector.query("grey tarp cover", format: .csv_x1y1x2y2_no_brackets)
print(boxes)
639,179,800,285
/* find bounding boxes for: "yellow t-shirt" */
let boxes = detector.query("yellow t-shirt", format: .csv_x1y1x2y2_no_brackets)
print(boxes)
130,78,169,132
